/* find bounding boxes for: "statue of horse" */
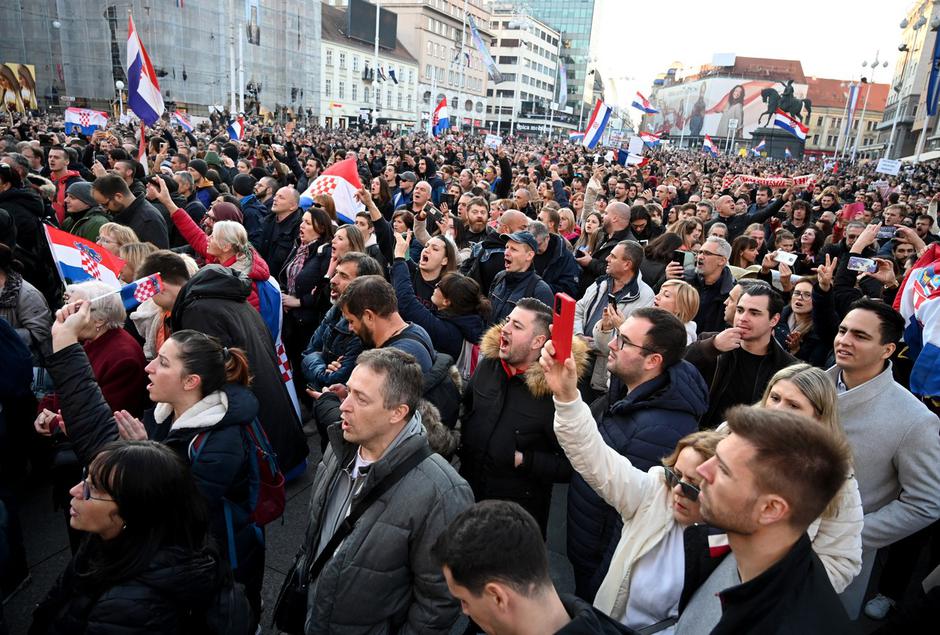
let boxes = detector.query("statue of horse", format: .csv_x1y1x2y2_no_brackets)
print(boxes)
758,88,812,127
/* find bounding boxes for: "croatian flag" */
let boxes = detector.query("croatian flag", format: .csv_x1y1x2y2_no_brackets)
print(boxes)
299,157,364,225
751,140,766,156
119,274,163,311
44,225,125,288
773,109,808,141
631,92,659,114
256,276,303,423
785,147,793,159
568,131,585,143
126,15,164,127
227,116,245,141
639,132,661,147
432,97,450,137
582,99,612,150
898,258,940,397
172,110,193,132
64,107,109,136
703,135,719,157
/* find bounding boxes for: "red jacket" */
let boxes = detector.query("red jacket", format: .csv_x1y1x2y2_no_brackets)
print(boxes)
170,207,271,310
49,169,82,224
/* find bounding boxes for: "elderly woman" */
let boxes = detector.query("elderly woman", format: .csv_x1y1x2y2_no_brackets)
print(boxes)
167,192,270,310
35,280,148,551
117,242,159,284
96,222,139,257
0,242,52,362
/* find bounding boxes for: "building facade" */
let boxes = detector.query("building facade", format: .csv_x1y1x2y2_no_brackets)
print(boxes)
0,0,321,118
525,0,599,124
320,3,419,129
484,5,573,136
803,77,889,159
379,0,493,132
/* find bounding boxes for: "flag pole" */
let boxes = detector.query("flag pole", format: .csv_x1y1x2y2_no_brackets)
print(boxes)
457,0,469,132
228,0,236,113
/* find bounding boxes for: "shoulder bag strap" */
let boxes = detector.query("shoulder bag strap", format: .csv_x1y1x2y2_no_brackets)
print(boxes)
305,444,433,583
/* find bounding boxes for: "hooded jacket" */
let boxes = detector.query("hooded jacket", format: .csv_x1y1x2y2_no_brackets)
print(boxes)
48,169,82,224
60,205,110,243
391,258,484,360
169,207,271,310
566,361,709,600
44,343,262,579
458,324,588,531
286,415,473,634
170,266,308,473
112,195,169,248
534,233,580,298
487,268,555,325
301,304,363,389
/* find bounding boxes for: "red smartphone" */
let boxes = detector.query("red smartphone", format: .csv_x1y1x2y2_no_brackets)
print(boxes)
551,293,576,362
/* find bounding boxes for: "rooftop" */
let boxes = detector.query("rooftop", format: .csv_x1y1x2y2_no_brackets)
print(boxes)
806,76,890,111
321,3,418,64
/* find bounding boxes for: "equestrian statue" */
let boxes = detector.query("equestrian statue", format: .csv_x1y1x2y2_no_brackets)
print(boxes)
758,80,812,126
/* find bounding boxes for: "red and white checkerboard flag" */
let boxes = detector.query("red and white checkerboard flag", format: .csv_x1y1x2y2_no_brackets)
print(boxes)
118,274,163,310
299,157,364,224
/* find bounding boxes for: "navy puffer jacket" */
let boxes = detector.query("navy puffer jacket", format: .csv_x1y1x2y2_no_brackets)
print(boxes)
566,360,709,601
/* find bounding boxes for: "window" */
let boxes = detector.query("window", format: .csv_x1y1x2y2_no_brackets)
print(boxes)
398,93,403,109
326,49,333,66
407,95,413,110
364,86,371,102
816,116,823,126
338,81,345,99
387,91,392,107
376,88,381,104
353,56,359,72
425,64,432,79
339,52,346,70
812,134,819,145
325,79,332,97
352,84,358,101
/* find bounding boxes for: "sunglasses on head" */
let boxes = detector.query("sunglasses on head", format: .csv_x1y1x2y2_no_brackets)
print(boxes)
663,466,700,501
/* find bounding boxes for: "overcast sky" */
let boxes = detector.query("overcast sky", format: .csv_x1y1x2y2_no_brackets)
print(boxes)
593,0,913,111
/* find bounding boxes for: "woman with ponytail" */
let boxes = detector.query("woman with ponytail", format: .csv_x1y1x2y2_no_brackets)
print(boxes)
41,302,266,627
169,200,271,310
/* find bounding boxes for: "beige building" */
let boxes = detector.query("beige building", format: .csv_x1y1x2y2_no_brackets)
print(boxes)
804,77,888,160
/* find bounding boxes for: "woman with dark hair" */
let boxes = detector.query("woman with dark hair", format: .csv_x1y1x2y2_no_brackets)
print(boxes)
29,440,251,634
391,233,486,360
415,156,445,204
717,84,746,139
43,307,266,625
370,176,394,220
641,232,684,293
392,209,414,234
796,226,825,275
280,206,334,380
730,235,759,268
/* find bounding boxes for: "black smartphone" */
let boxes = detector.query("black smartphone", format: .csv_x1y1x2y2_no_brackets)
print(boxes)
426,208,444,225
607,293,617,308
440,193,455,209
94,153,108,165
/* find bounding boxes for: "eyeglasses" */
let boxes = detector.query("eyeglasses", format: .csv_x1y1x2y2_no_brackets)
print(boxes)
698,249,724,259
791,290,812,300
81,467,113,502
663,466,700,501
616,333,657,354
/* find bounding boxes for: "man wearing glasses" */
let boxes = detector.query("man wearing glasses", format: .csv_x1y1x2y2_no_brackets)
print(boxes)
669,236,736,333
686,283,797,429
564,307,709,600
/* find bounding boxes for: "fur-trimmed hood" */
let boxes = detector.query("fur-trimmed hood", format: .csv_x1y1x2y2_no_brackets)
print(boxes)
479,323,590,398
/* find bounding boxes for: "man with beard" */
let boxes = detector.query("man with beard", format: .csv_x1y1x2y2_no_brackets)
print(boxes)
688,406,851,632
90,174,169,248
296,157,319,193
301,252,382,445
685,284,797,429
456,196,492,251
576,201,635,293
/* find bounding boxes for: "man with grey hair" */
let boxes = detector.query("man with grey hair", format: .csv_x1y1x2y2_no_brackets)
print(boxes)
172,170,208,226
528,220,579,297
405,180,437,220
666,235,736,333
707,188,789,240
575,201,636,292
514,187,535,219
279,347,473,633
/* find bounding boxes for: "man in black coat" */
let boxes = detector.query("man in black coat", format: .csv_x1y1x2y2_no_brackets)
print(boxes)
575,202,636,293
259,186,302,278
91,174,168,248
459,299,584,536
166,264,309,474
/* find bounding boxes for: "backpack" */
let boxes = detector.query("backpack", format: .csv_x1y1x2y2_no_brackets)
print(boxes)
190,419,286,567
384,329,462,429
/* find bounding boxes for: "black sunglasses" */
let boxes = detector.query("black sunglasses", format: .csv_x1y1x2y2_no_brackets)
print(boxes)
663,466,700,502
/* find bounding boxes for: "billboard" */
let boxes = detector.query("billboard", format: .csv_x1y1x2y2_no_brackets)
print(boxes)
0,63,37,113
647,78,809,141
347,0,398,50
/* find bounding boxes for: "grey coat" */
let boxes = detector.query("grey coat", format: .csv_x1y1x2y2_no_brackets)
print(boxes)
0,276,52,363
295,416,473,634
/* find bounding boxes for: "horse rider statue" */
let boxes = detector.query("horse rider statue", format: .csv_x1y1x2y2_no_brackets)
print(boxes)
758,80,812,127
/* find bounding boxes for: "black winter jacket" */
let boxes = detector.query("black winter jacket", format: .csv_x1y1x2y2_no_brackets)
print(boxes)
460,231,506,296
259,209,302,280
112,195,169,248
686,333,798,429
458,325,586,532
169,265,308,473
772,284,839,367
683,266,737,334
0,187,58,301
487,268,554,325
534,233,580,298
44,344,261,577
30,545,252,635
580,227,636,293
566,362,709,599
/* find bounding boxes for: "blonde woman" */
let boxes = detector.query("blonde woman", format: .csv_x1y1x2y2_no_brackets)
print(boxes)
117,242,158,284
96,223,139,257
558,207,581,245
653,280,700,344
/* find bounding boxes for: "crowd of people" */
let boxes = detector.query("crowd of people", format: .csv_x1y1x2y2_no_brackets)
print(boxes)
1,110,939,635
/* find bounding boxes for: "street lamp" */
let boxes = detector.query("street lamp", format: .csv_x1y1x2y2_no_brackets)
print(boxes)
115,80,125,118
886,17,926,158
851,56,889,162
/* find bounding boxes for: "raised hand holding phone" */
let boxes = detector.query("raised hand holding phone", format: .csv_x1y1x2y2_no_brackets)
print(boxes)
550,293,576,362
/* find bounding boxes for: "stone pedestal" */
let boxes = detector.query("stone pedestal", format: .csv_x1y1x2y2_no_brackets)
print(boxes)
751,127,805,160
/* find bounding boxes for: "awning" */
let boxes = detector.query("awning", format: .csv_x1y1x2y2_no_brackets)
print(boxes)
899,149,940,163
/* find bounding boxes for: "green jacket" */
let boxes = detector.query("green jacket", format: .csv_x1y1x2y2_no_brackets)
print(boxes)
61,207,110,243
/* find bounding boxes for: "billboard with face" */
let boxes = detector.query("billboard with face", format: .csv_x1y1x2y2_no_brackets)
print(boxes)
647,77,809,141
0,63,37,113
